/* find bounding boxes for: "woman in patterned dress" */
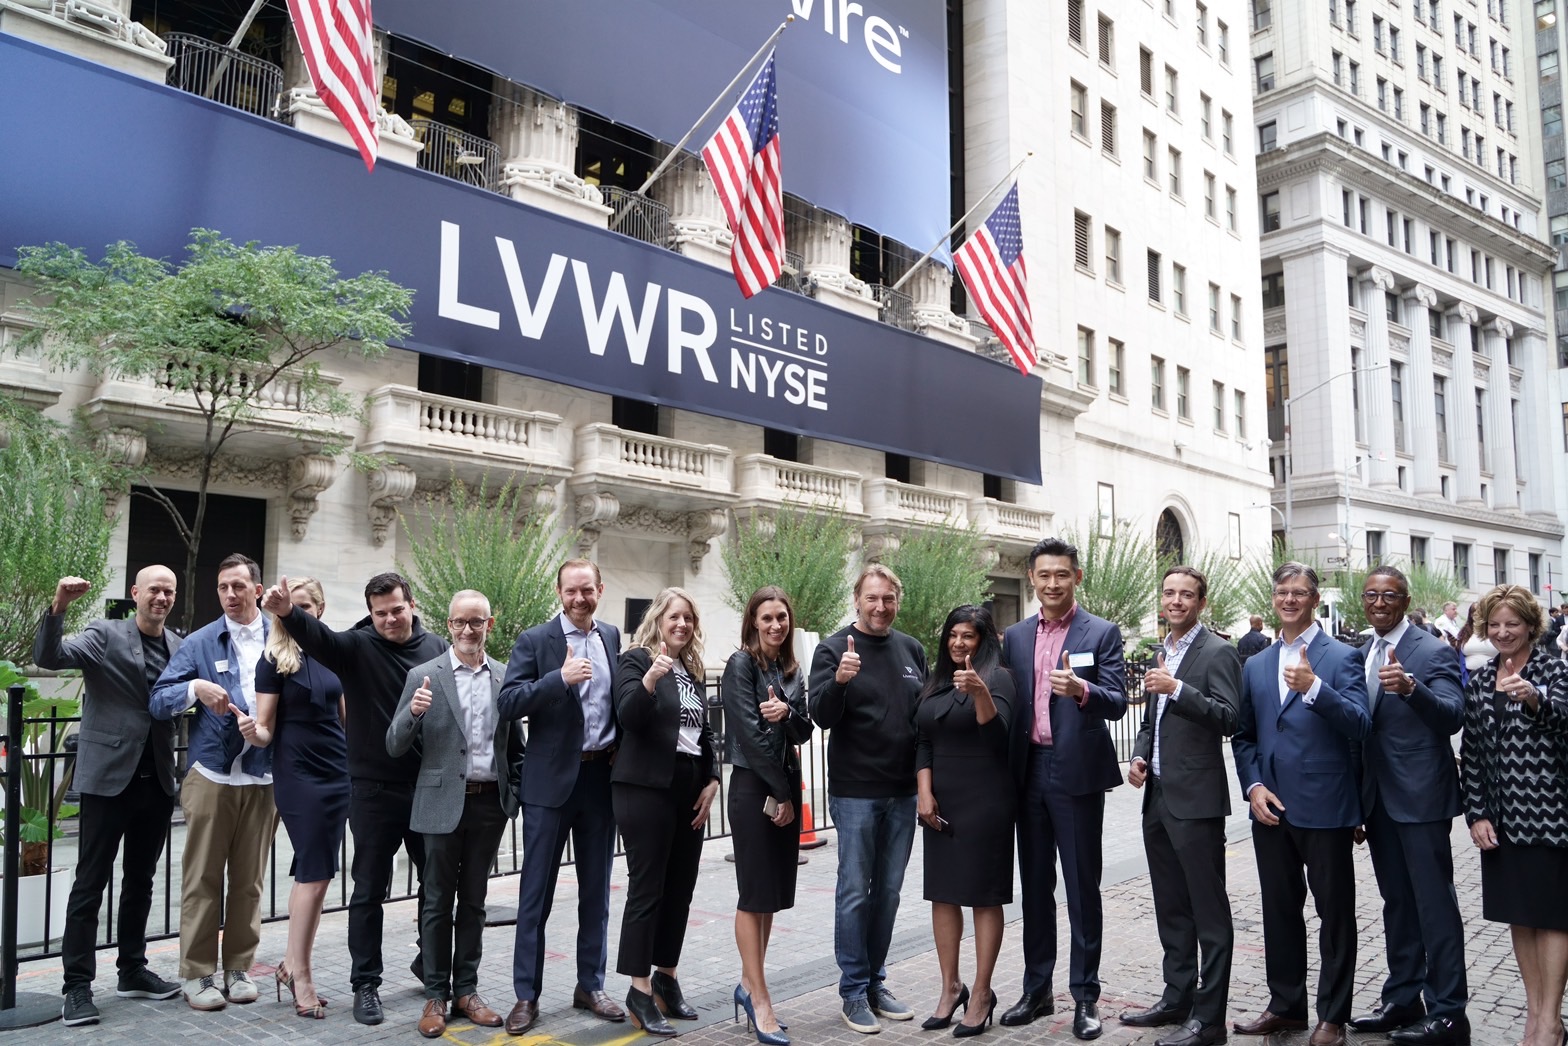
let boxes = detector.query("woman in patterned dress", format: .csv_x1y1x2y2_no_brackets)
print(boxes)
1460,584,1568,1046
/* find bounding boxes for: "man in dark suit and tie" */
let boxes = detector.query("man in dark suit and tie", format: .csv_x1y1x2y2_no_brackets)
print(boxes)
388,590,520,1039
497,560,624,1034
1122,566,1241,1046
1346,566,1470,1046
35,568,185,1026
1001,537,1128,1041
1231,562,1371,1046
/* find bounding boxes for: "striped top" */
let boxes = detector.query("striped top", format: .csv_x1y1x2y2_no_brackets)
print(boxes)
1460,648,1568,846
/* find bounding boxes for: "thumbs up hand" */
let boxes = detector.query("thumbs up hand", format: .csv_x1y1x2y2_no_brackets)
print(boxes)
410,675,432,717
760,684,789,723
1049,649,1087,705
261,575,292,616
1377,646,1414,696
644,642,675,691
561,641,594,686
1283,647,1317,694
835,634,862,685
954,654,990,700
1143,650,1177,696
1497,654,1539,711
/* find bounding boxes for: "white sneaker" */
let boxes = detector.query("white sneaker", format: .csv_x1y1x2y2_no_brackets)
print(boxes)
223,970,258,1004
183,975,227,1011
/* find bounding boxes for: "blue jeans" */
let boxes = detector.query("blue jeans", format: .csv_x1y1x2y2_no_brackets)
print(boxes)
829,794,916,1001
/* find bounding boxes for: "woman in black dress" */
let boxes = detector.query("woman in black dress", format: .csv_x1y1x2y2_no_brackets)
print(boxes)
612,587,721,1036
1460,584,1568,1046
237,577,348,1019
915,605,1015,1037
723,586,813,1045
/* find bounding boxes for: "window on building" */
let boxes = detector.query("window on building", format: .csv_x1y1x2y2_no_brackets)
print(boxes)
1169,147,1183,196
418,353,485,403
1144,130,1159,180
1208,283,1222,331
1231,294,1244,339
1222,110,1234,154
1098,14,1115,64
1411,535,1429,567
1213,380,1226,429
1386,291,1401,324
1068,0,1085,43
1071,81,1088,137
1100,100,1118,155
1108,338,1125,395
1261,271,1285,307
1435,376,1449,462
1141,47,1155,95
1177,367,1191,419
1454,542,1471,586
1218,20,1230,63
1494,548,1510,585
1256,53,1275,91
1530,553,1543,595
1152,356,1167,409
1542,49,1560,82
1235,389,1248,437
1204,172,1217,218
1264,343,1289,441
1148,249,1163,302
1391,361,1406,452
1261,190,1281,231
1105,226,1122,283
1258,120,1278,152
1367,531,1385,566
1546,104,1563,137
1197,1,1210,44
1226,186,1238,231
1165,65,1179,112
1200,93,1212,138
1173,262,1187,315
1073,211,1092,270
1077,327,1096,386
1349,60,1361,94
612,395,661,435
1255,0,1272,29
1476,387,1488,471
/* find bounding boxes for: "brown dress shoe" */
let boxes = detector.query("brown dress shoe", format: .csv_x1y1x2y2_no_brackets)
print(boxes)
419,999,447,1039
454,993,504,1027
505,999,539,1035
1309,1021,1348,1046
1233,1010,1310,1035
574,987,628,1021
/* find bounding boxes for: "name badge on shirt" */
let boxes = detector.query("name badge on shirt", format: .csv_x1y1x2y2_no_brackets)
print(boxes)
1068,651,1095,670
214,659,229,674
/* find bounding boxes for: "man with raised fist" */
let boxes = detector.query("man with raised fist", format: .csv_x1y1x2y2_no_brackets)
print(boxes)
809,564,928,1034
264,570,448,1025
1347,566,1470,1046
1230,562,1371,1046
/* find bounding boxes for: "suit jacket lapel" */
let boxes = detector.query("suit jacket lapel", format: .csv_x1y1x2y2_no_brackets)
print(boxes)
1173,627,1207,682
1018,615,1040,733
436,657,463,728
485,656,508,748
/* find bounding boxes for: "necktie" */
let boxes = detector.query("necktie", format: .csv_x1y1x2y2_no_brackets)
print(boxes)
1366,637,1387,712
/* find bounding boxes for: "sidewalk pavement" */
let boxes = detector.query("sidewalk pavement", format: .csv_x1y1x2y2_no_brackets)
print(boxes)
13,760,1524,1045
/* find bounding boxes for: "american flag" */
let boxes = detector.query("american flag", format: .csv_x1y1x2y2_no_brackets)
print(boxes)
286,0,379,172
955,184,1036,375
701,51,784,298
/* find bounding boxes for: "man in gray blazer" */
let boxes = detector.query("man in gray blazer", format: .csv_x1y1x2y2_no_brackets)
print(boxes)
1123,566,1242,1046
388,590,521,1039
33,567,184,1026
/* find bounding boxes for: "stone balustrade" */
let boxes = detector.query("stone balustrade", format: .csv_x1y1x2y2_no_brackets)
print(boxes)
574,423,732,494
734,453,865,514
362,385,567,473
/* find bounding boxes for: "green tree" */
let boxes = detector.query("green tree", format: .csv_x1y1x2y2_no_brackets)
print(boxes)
1062,522,1159,639
1239,540,1321,629
398,473,576,661
1406,561,1463,615
14,228,413,632
0,401,116,665
1188,546,1249,635
720,506,858,637
878,523,991,663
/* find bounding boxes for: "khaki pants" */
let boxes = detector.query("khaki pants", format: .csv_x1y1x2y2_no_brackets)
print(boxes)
177,772,278,979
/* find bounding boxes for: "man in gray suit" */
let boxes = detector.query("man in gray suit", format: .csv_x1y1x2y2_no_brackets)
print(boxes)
34,567,184,1026
1122,566,1242,1046
388,590,521,1039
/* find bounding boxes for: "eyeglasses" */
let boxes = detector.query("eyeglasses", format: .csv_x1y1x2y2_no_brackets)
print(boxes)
1361,591,1406,604
447,618,490,633
1273,587,1314,600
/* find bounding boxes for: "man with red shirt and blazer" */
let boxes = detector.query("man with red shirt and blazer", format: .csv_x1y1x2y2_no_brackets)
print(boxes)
1001,537,1128,1041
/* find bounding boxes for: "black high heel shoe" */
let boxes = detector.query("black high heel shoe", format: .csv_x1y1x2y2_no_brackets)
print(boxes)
651,971,698,1020
625,987,676,1036
922,985,971,1030
952,991,996,1038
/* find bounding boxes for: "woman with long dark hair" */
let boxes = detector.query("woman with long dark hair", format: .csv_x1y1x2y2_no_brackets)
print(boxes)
612,587,721,1036
914,605,1015,1037
723,586,813,1045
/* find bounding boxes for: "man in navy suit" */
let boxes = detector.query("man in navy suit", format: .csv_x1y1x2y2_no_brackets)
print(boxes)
1001,537,1128,1041
1230,563,1371,1046
1346,567,1470,1046
496,560,624,1034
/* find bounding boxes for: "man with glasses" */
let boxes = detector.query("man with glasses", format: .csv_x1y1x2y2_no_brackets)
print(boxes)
1347,567,1469,1046
389,591,520,1038
1231,563,1370,1046
265,571,449,1025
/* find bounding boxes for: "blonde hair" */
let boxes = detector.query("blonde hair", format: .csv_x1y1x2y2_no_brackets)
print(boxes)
1475,584,1545,644
265,577,324,676
631,587,706,682
854,563,904,600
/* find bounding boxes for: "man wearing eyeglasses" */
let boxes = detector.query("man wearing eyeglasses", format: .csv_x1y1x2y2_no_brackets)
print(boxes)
1346,567,1469,1046
265,572,449,1025
1230,563,1370,1046
389,591,521,1038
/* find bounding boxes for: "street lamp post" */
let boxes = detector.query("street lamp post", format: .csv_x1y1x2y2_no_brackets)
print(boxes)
1281,362,1388,543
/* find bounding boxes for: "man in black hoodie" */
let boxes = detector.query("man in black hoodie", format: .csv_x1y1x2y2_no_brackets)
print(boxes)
265,571,449,1026
809,564,928,1034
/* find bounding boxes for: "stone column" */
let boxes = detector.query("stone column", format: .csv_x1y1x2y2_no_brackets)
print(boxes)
1402,284,1441,495
1357,267,1399,489
651,153,732,271
1280,244,1356,483
908,263,978,350
1516,328,1561,518
1445,303,1483,504
490,83,609,224
1482,318,1518,509
786,203,879,320
280,27,420,166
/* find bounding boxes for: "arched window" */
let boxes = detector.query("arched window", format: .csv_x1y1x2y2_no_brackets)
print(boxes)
1156,509,1186,564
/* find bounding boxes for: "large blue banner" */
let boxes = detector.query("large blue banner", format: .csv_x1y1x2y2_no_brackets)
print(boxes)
0,35,1039,483
374,0,951,257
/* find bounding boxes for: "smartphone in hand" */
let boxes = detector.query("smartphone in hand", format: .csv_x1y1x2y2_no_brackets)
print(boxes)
931,814,950,832
763,796,780,818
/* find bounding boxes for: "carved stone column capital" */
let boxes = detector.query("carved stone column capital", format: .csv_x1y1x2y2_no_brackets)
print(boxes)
574,492,620,559
366,463,417,547
1448,302,1479,325
1363,266,1395,291
286,454,338,541
1489,317,1514,339
685,509,728,573
1403,283,1438,309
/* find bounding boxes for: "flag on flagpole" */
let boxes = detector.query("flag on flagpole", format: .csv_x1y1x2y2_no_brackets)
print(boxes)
701,50,784,298
286,0,379,171
954,184,1036,375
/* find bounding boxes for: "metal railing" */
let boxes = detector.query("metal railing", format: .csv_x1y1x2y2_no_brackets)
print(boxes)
871,283,916,331
164,34,283,120
773,250,809,296
969,319,1014,363
410,117,502,194
602,187,674,250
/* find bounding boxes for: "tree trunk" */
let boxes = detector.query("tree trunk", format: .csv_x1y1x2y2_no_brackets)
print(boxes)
20,840,48,876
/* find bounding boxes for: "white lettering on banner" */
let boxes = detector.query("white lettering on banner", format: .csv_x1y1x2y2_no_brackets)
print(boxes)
436,219,829,411
789,0,905,74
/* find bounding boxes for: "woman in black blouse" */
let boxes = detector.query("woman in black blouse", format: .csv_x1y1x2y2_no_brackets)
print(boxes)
723,586,813,1045
612,587,721,1036
1460,584,1568,1046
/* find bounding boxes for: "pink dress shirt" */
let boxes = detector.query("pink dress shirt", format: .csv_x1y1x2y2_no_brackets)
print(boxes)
1031,604,1078,745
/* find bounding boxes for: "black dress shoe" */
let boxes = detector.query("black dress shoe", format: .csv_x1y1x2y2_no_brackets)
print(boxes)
1156,1017,1228,1046
650,970,698,1020
1074,1001,1102,1040
1121,1000,1190,1027
353,985,384,1026
1349,1000,1426,1033
1389,1014,1472,1045
1000,992,1054,1027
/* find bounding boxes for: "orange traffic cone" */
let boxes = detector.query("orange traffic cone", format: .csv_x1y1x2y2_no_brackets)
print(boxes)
799,781,827,850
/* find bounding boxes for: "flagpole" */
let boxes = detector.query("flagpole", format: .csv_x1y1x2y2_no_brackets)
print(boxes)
630,16,795,198
887,152,1034,294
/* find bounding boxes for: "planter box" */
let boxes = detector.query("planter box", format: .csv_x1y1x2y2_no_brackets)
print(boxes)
0,866,71,948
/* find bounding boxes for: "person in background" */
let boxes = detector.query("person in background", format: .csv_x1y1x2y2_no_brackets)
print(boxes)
1460,585,1568,1046
1236,616,1271,661
612,587,721,1036
1457,605,1498,677
1433,602,1462,643
237,577,347,1019
723,586,813,1045
915,605,1016,1039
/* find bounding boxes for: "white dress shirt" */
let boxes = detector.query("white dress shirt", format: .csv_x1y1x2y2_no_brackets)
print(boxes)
1151,624,1204,777
449,650,498,782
